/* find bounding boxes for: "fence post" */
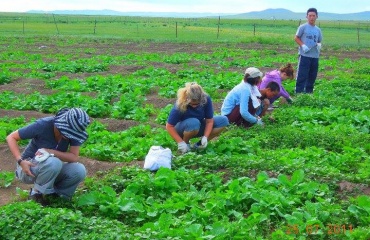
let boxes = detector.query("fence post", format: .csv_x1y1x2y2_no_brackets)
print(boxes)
94,19,97,34
357,28,360,44
52,14,60,34
217,16,220,39
23,21,25,34
176,22,178,38
253,24,256,36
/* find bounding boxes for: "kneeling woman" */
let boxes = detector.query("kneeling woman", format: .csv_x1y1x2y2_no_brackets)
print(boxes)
166,82,229,154
221,67,264,128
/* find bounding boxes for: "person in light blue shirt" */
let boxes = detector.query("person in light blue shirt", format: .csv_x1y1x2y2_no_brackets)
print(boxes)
221,67,264,128
294,7,323,93
166,82,229,154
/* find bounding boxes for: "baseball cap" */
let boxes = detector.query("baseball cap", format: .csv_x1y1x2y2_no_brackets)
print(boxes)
245,67,263,78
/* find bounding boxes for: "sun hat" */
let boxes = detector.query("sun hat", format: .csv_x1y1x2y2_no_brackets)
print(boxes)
245,67,263,78
54,108,90,144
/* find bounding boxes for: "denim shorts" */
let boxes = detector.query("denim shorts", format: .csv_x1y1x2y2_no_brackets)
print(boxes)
175,115,229,137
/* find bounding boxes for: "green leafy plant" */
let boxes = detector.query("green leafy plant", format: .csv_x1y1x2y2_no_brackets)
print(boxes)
0,171,14,188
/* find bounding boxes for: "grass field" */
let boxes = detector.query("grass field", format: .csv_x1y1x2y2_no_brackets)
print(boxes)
1,12,370,47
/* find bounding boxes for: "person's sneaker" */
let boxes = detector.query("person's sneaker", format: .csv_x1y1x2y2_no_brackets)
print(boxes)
28,189,48,206
47,192,60,198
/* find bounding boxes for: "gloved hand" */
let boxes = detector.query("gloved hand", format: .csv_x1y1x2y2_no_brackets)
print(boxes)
256,118,264,126
200,136,208,149
287,97,293,104
301,44,309,53
316,43,322,51
178,141,190,154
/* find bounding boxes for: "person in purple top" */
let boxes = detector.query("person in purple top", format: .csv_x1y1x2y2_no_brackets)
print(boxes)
258,63,295,105
166,82,229,154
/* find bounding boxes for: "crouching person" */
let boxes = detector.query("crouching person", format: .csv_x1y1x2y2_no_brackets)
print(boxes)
166,82,229,154
221,67,264,128
6,107,90,205
256,81,280,117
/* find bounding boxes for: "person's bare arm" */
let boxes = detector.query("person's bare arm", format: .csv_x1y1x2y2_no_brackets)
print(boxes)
46,146,80,163
166,123,183,143
294,35,304,46
6,130,23,162
6,130,35,177
203,118,214,138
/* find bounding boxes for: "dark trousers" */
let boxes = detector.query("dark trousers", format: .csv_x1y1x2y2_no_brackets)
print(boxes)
295,55,319,93
225,98,256,128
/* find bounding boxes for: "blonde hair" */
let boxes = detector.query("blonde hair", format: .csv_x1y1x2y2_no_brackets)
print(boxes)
176,82,208,112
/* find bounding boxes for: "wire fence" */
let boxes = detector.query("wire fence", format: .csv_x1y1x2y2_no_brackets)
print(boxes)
0,13,369,46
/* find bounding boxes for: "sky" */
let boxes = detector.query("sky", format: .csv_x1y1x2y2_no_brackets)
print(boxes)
2,0,369,14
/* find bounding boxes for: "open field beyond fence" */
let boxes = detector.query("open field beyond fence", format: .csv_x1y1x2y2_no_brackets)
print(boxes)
1,12,370,47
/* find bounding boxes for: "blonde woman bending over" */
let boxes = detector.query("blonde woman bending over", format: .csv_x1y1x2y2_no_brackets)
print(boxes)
166,82,229,154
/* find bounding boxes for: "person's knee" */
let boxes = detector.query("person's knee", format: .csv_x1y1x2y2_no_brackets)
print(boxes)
73,163,87,181
217,116,230,129
215,116,229,128
43,157,63,174
184,118,201,131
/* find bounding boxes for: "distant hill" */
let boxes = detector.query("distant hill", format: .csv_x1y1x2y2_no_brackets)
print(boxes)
224,8,370,21
26,8,370,21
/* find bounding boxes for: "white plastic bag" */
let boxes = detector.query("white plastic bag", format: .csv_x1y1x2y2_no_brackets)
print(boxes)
143,146,172,171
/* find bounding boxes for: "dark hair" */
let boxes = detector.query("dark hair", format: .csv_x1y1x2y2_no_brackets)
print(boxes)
307,8,318,16
244,75,261,85
280,63,294,79
266,81,280,92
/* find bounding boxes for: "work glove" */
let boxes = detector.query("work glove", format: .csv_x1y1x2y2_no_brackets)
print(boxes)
316,43,322,51
301,44,309,53
178,141,190,154
286,97,293,104
199,136,208,149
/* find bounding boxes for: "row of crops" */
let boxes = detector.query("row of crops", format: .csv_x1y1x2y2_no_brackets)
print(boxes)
0,34,370,239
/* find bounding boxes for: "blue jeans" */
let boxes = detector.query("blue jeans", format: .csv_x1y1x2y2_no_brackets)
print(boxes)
295,55,319,93
16,156,86,198
175,116,229,138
